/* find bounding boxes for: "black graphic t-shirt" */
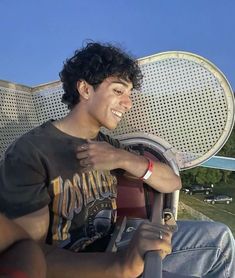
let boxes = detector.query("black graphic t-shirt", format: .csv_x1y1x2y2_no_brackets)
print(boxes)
0,120,126,251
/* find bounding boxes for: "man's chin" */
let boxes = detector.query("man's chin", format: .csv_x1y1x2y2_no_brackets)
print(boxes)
102,123,118,130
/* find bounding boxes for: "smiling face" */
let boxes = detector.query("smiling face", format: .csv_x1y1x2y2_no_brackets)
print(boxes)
85,76,133,130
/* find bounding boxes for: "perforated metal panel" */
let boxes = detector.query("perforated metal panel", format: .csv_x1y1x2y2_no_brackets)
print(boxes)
0,86,38,158
104,52,234,169
33,84,69,124
0,51,234,168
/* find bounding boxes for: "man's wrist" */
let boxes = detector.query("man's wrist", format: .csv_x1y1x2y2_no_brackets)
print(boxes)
115,150,150,180
115,149,129,169
116,251,135,278
140,158,154,180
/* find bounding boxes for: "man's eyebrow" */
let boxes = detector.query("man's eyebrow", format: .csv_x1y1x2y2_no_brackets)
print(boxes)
111,81,133,90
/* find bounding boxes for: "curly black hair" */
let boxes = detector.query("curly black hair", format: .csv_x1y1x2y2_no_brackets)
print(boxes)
59,42,143,109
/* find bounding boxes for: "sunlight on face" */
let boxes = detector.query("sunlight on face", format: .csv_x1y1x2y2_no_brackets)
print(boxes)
88,77,133,130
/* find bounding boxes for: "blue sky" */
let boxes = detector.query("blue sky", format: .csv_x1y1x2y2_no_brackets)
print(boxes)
0,0,234,90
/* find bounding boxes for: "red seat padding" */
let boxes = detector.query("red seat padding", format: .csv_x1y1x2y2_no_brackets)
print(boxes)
117,174,147,218
116,153,160,219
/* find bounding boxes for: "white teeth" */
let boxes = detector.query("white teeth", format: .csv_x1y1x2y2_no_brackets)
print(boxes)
112,110,122,118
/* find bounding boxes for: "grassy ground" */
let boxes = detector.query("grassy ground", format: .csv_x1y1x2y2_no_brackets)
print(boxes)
178,181,235,235
177,208,199,220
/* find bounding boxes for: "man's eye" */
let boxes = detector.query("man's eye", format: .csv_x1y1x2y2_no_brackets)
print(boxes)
114,89,124,95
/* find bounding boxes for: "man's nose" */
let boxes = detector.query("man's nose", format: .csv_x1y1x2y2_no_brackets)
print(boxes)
120,95,132,111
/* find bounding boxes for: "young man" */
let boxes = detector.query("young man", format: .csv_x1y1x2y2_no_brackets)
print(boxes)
0,42,234,277
0,213,46,278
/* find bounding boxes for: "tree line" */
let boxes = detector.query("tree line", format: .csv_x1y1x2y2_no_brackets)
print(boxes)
181,127,235,186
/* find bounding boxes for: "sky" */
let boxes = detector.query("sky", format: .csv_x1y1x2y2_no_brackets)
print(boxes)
0,0,234,90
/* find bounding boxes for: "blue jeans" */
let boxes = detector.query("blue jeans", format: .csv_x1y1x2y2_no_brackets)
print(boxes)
163,221,235,277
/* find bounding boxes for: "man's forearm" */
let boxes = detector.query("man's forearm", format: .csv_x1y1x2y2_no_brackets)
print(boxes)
43,244,126,278
0,213,28,252
0,239,46,278
0,214,46,278
116,149,181,193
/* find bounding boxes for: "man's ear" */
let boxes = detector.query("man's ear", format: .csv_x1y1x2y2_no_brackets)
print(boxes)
76,80,91,100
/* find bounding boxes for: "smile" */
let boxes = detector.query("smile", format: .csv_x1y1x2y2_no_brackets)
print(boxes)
111,109,123,119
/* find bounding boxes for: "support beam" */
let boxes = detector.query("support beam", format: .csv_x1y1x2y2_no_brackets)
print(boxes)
201,156,235,171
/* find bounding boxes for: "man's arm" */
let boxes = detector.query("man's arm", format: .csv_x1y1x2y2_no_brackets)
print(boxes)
13,206,50,242
13,207,172,278
115,148,181,193
0,213,46,278
76,140,181,193
45,221,171,278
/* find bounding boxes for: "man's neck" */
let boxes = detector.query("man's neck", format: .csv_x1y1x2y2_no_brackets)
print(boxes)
54,105,100,139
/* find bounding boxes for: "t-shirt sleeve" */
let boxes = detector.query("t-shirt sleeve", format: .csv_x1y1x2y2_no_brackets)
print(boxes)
0,137,51,219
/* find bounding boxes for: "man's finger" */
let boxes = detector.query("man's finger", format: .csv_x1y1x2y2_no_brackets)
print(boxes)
140,222,172,235
141,237,172,258
79,158,92,167
82,166,93,173
76,151,89,159
77,144,89,151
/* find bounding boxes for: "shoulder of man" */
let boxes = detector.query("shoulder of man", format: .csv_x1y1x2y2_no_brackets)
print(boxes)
3,121,53,157
4,128,39,157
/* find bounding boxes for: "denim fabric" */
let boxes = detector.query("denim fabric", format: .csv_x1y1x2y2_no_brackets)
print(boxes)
163,221,235,277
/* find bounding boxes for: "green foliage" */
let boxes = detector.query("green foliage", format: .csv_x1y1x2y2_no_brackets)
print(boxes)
181,167,223,186
196,168,222,184
218,126,235,157
221,170,232,184
180,168,197,186
181,126,235,187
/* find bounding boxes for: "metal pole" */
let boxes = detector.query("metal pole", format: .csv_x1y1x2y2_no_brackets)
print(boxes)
142,192,163,278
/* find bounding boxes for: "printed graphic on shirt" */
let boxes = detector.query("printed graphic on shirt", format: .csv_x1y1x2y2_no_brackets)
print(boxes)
50,170,117,251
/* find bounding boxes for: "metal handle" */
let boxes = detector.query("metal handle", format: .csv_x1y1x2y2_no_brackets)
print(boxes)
143,251,162,278
142,192,164,278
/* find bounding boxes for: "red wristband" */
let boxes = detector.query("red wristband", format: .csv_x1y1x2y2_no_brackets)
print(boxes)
140,158,154,180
